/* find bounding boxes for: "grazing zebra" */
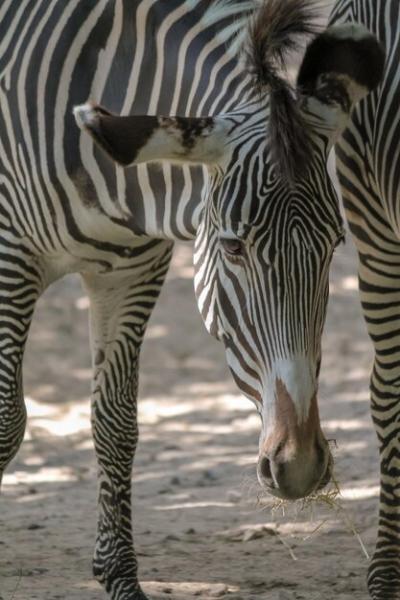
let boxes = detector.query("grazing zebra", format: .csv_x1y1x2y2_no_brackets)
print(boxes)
0,0,384,598
329,1,400,599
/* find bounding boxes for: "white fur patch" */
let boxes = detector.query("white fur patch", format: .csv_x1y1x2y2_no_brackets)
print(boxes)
136,118,229,166
73,103,97,129
262,355,316,427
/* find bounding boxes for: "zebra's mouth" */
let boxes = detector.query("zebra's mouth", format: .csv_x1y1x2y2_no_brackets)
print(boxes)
257,442,333,501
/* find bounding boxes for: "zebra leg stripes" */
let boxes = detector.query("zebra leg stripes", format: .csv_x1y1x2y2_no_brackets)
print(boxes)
0,238,45,484
82,240,173,600
337,138,400,600
331,1,400,596
357,252,400,599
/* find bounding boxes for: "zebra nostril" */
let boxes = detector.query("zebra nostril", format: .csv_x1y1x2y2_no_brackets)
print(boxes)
272,439,285,461
259,455,272,481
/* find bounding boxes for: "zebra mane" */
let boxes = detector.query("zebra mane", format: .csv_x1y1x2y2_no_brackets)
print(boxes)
202,0,322,183
244,0,321,182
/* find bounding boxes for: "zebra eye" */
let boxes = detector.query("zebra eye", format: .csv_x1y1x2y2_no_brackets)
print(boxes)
220,238,244,258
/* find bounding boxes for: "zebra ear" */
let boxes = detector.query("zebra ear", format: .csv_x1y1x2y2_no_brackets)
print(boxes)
297,24,385,148
74,103,228,167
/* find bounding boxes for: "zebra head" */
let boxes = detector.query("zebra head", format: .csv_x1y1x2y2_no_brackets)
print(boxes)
74,1,385,500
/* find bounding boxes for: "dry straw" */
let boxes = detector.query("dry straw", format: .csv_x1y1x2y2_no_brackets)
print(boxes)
256,472,370,561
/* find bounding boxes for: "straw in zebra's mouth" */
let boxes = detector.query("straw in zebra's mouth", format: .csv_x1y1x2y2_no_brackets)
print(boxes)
255,470,370,561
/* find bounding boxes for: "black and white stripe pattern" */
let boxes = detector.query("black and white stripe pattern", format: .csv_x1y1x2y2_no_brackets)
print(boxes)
0,1,385,598
0,3,249,598
331,2,400,598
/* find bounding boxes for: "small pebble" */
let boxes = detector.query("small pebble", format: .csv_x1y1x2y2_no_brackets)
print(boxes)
247,579,265,589
163,534,180,542
170,476,181,486
227,490,242,503
209,584,228,597
242,529,264,542
203,469,218,481
34,567,49,575
27,523,45,531
279,592,295,600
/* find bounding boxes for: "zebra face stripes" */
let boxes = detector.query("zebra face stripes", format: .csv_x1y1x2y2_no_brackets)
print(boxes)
193,104,342,499
76,12,385,502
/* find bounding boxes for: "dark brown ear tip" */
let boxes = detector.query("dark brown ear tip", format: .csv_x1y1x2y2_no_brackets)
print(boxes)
364,37,386,90
298,24,386,95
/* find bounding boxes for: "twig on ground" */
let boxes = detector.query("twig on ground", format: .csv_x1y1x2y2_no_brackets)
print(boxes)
275,532,298,561
9,568,22,600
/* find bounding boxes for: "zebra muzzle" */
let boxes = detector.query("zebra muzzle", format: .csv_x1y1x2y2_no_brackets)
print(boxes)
257,441,332,500
257,381,332,500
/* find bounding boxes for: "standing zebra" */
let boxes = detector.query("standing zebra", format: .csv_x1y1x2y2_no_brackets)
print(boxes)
0,0,384,598
329,1,400,599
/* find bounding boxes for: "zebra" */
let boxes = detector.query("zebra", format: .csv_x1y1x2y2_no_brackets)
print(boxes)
328,1,400,599
0,0,384,598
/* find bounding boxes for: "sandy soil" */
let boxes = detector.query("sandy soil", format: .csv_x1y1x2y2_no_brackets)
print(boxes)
0,231,379,600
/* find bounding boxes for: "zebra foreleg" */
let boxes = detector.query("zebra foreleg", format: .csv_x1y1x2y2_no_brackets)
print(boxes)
0,244,44,483
82,241,173,600
0,245,44,488
358,257,400,600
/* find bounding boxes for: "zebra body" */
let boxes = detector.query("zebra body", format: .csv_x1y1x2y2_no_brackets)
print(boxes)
0,0,246,253
0,0,385,598
331,1,400,598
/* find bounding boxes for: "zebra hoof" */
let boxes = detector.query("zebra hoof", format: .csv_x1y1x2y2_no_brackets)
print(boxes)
368,565,400,600
135,587,150,600
109,583,150,600
130,586,150,600
369,587,400,600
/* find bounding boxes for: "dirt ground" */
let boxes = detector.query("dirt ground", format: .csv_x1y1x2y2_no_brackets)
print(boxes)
0,228,380,600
